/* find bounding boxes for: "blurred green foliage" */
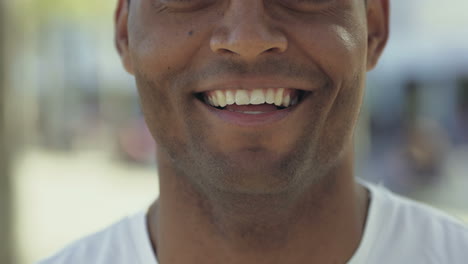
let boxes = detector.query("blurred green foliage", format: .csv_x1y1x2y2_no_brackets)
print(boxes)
15,0,116,22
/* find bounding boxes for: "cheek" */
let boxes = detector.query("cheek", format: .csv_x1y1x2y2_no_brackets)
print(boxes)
303,24,366,85
128,5,218,78
331,24,366,62
290,22,367,161
135,76,176,142
130,28,196,78
128,11,215,148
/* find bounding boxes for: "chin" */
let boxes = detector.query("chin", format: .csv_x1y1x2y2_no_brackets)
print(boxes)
193,148,309,195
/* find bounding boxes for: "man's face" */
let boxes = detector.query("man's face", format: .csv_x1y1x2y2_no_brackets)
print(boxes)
116,0,388,194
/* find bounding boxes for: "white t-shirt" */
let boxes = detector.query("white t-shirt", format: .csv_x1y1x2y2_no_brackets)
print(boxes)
36,182,468,264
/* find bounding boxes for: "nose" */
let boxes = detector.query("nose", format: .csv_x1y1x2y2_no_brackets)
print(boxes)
210,1,288,61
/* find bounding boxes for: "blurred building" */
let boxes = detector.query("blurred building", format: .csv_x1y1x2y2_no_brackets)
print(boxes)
1,1,15,263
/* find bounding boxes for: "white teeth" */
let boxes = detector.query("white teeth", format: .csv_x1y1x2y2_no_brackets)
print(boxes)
215,90,227,107
274,88,284,106
282,94,291,107
235,90,250,105
204,88,299,108
250,90,265,105
211,95,219,107
266,89,275,104
226,90,235,105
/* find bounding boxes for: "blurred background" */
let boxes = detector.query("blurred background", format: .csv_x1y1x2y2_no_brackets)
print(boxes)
0,0,467,263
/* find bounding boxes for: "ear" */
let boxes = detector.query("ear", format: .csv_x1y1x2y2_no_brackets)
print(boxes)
115,0,134,75
366,0,389,71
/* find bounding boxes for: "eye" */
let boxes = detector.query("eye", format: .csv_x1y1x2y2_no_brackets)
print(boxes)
279,0,336,12
159,0,215,11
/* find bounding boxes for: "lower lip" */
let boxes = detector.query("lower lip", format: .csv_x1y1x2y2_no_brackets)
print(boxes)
198,102,299,127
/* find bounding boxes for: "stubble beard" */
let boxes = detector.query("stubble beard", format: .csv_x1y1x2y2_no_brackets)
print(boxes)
160,123,340,250
134,61,359,249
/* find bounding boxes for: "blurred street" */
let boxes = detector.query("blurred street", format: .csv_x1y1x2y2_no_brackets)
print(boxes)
13,148,158,264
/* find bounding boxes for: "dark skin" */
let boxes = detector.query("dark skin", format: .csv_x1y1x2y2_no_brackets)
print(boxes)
115,0,389,263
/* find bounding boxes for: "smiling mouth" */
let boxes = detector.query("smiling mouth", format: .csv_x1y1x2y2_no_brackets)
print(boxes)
195,88,310,114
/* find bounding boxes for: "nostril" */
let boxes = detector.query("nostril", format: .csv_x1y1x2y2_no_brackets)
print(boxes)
264,47,282,54
214,48,239,57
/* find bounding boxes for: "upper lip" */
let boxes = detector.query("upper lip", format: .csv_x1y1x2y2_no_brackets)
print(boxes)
194,76,318,94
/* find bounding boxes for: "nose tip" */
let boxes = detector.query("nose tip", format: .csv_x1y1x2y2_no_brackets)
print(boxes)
211,31,287,60
210,21,288,61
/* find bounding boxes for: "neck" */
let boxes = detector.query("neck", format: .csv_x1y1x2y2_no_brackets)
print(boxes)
147,150,369,264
